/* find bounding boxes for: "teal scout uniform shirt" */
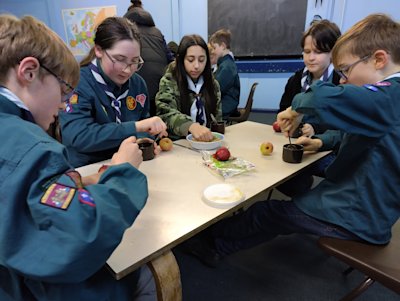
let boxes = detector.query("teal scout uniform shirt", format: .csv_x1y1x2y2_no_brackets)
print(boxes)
292,78,400,244
0,94,148,300
215,54,240,118
155,65,222,140
59,62,150,167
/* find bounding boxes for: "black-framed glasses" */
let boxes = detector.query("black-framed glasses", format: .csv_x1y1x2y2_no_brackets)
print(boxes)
335,55,371,80
104,50,144,72
40,64,75,102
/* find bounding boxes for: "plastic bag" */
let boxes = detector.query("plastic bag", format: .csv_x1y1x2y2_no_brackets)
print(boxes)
201,151,255,179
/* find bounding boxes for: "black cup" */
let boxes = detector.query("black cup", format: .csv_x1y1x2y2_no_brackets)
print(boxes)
282,144,304,163
210,122,225,134
138,141,155,161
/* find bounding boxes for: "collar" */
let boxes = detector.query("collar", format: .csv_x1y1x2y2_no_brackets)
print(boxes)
0,89,35,123
383,72,400,80
0,87,29,110
187,75,204,94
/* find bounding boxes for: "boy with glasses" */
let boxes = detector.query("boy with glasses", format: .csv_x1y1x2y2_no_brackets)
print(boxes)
188,14,400,272
0,14,155,301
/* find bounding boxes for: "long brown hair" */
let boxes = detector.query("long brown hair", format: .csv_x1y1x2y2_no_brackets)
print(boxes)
172,34,218,123
80,17,141,67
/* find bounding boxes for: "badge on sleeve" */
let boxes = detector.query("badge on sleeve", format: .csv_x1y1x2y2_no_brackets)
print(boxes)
78,189,96,207
40,183,75,210
126,96,137,110
136,94,147,107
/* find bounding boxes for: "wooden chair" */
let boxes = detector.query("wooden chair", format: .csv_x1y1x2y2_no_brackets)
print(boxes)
227,82,258,124
318,220,400,300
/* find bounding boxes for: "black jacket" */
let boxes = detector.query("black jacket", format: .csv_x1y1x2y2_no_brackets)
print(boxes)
124,7,173,116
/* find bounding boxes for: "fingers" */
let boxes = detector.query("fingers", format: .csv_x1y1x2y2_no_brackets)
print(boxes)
301,123,315,137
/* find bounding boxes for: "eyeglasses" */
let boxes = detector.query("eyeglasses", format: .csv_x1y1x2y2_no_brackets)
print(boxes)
40,64,75,103
104,50,144,72
335,55,371,80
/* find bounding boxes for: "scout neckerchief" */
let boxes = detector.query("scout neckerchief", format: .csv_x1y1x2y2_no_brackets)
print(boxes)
301,63,334,92
187,75,206,125
89,59,129,124
0,86,35,122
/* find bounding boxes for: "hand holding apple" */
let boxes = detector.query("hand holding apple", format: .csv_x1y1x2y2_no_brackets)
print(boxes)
272,121,281,132
260,141,274,156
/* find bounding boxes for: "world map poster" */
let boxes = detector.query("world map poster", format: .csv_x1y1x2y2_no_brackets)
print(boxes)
62,6,117,56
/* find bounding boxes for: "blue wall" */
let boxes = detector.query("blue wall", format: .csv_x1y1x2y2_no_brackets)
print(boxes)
1,0,400,111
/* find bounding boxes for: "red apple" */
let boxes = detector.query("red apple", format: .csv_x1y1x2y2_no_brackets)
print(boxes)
213,146,231,161
159,137,173,151
260,141,274,156
272,121,281,132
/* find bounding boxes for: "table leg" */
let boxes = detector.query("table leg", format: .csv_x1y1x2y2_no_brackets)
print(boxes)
147,250,182,301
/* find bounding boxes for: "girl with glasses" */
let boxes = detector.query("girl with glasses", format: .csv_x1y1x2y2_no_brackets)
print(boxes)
59,17,167,167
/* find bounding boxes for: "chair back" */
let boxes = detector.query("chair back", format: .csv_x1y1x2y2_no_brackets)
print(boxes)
228,82,258,123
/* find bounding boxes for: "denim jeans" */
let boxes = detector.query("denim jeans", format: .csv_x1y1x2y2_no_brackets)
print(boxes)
211,199,360,256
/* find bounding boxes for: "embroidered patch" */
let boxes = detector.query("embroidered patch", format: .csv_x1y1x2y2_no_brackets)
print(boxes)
40,183,75,210
136,94,146,107
69,93,79,104
78,189,96,207
375,81,391,87
126,96,137,110
363,84,378,92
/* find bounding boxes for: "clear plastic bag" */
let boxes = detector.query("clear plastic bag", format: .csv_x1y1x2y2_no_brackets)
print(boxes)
201,151,256,179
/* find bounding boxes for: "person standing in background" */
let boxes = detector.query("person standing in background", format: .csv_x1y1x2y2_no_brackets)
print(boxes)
209,29,241,119
124,0,174,117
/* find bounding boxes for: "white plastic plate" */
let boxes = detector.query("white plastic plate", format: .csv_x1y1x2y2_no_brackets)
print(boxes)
202,183,245,208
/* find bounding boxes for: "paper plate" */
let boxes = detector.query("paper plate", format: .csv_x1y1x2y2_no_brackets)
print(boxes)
202,184,245,208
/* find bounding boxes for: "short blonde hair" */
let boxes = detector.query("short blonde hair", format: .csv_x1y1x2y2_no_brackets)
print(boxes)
0,14,79,87
332,14,400,66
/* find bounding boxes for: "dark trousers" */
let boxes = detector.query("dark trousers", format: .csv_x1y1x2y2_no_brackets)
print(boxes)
211,199,360,256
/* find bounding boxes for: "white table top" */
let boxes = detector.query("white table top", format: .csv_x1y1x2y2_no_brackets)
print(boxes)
77,121,329,279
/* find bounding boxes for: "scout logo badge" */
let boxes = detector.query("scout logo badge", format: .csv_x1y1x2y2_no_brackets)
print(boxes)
40,183,75,210
126,96,137,110
136,94,146,107
69,93,79,104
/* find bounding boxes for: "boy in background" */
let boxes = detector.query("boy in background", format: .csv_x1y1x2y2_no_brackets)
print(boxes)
0,14,155,301
209,29,241,119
